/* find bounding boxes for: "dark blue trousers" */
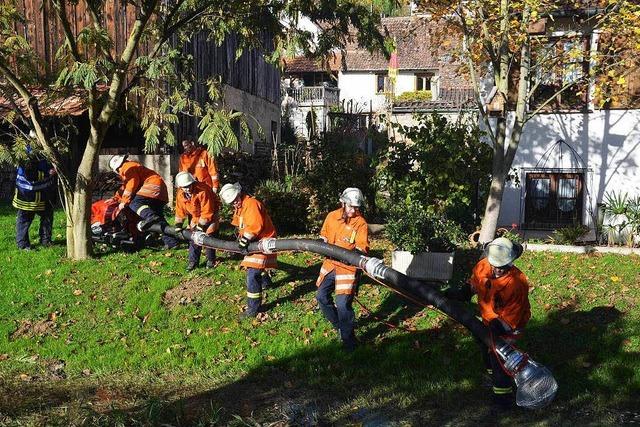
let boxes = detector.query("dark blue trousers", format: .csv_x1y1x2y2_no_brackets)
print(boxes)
316,271,356,346
16,203,53,249
188,240,216,265
129,196,177,248
246,268,272,314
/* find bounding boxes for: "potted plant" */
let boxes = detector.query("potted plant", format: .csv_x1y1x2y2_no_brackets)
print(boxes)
385,199,464,281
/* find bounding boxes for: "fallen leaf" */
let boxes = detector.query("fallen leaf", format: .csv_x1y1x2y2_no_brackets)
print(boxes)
611,276,620,282
73,289,83,296
82,369,91,377
0,354,9,361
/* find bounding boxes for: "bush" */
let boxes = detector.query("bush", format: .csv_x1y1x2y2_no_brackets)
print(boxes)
216,150,270,192
377,113,491,230
549,225,590,245
302,133,377,231
385,199,465,253
395,90,432,102
254,178,310,235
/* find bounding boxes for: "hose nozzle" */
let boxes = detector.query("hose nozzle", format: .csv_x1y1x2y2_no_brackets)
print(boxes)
496,344,558,409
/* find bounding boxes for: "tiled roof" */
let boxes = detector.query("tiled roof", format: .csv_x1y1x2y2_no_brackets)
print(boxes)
342,16,458,71
0,88,89,117
282,53,342,73
392,88,476,112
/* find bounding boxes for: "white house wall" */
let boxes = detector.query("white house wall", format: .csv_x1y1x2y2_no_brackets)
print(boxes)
499,110,640,229
338,72,386,113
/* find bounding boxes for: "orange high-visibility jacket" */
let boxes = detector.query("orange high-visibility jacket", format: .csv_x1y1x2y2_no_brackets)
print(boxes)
316,208,369,295
118,161,168,204
175,181,220,232
231,194,277,270
179,147,220,191
469,257,531,330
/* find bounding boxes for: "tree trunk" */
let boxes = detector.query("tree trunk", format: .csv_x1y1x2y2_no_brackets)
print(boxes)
479,172,506,244
65,132,101,260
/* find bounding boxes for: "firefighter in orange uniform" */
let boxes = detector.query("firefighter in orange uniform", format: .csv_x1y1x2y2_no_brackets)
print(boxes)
459,237,530,410
315,188,369,351
109,155,177,248
179,138,220,193
219,182,277,319
174,172,220,271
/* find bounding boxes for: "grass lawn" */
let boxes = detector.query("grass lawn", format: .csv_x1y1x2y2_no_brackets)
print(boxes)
0,204,639,426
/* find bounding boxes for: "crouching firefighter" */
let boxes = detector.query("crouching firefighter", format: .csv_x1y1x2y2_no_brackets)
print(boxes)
316,188,369,352
109,155,177,249
219,182,277,319
174,172,220,271
448,237,530,410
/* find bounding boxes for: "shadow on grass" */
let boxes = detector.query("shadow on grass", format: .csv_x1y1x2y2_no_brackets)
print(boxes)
2,302,638,426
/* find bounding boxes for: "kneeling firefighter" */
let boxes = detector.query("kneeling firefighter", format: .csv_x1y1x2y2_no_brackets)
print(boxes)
219,182,277,319
174,171,220,271
449,237,530,410
315,187,369,351
109,155,177,249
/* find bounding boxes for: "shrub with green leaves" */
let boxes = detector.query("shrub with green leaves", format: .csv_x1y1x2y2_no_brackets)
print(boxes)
385,199,465,253
395,90,432,102
302,134,377,231
549,224,590,245
377,113,491,230
254,178,310,234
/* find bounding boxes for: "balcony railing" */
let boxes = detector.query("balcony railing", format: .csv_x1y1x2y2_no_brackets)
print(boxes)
285,86,340,106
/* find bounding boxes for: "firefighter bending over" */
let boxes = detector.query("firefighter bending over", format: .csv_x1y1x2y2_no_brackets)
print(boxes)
449,237,530,411
109,155,177,249
315,188,369,352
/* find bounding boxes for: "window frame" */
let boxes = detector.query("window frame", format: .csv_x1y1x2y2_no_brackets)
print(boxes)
524,172,584,229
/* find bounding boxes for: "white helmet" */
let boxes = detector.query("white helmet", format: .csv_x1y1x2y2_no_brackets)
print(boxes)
175,171,196,188
486,237,524,267
339,187,364,207
109,155,127,172
220,182,242,204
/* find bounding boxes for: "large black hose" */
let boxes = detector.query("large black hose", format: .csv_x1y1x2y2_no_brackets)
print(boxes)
150,224,490,346
147,223,558,408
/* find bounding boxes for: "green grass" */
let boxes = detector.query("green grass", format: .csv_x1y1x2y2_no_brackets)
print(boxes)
0,204,639,426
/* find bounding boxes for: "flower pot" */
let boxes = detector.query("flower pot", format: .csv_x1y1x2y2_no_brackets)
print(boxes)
391,250,454,282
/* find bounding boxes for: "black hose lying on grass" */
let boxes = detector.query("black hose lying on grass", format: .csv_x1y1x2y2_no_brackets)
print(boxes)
147,223,558,409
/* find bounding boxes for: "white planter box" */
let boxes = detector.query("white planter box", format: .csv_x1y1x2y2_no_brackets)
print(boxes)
392,250,455,282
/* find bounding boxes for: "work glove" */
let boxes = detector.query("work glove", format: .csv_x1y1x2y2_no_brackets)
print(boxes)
174,225,184,236
488,318,510,337
238,235,250,251
194,224,205,232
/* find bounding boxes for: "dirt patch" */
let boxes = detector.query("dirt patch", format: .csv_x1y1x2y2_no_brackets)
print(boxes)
11,319,57,340
163,277,212,309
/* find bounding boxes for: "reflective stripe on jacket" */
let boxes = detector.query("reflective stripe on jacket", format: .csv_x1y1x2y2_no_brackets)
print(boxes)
175,181,220,230
118,161,168,203
179,147,220,190
231,194,277,270
12,163,55,212
469,258,531,330
315,208,369,295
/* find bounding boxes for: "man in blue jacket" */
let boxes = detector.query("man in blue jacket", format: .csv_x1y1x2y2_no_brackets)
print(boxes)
12,152,56,250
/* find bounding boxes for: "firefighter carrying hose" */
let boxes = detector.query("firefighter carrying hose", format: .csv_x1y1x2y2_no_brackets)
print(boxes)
174,171,220,271
179,138,220,193
447,237,530,410
315,188,369,352
109,155,177,249
219,182,277,319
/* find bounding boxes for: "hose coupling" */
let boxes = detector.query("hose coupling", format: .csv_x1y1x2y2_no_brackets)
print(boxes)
259,238,277,254
191,231,206,246
496,343,528,374
364,257,387,280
